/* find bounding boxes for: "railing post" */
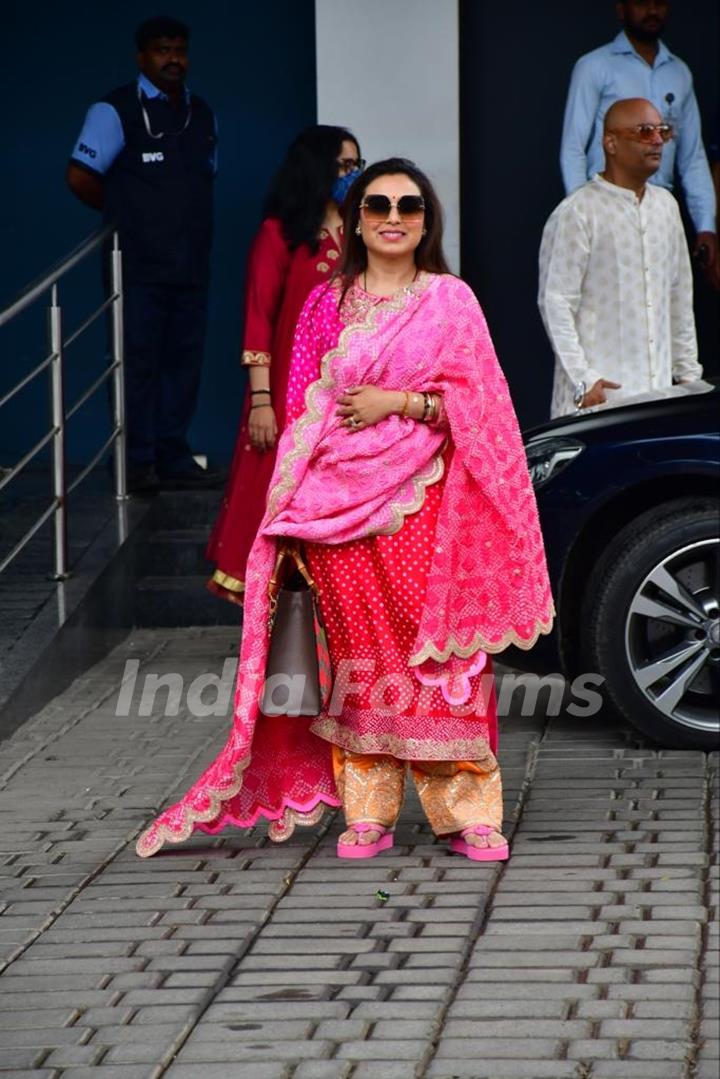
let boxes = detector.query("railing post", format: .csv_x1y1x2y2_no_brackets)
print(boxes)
48,283,69,580
110,232,128,501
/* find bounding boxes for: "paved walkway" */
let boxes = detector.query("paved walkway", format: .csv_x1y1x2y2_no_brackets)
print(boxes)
0,628,716,1079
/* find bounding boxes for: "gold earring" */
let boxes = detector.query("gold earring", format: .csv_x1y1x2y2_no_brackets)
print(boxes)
355,224,362,235
422,228,427,236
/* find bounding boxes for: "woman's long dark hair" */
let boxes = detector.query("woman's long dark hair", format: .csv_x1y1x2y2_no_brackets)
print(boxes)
263,125,360,253
336,158,451,296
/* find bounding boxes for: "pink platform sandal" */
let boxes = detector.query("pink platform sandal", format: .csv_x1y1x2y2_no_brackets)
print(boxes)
449,824,509,862
337,822,394,860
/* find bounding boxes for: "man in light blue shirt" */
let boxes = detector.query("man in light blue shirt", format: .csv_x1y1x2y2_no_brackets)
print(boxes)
560,0,717,280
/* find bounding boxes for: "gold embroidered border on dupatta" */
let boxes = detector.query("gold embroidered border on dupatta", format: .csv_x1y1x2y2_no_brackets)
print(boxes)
409,613,556,666
268,803,327,842
267,274,439,528
137,756,252,856
136,752,330,856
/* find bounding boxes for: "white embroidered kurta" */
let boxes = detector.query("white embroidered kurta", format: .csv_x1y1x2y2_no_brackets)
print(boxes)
538,174,701,418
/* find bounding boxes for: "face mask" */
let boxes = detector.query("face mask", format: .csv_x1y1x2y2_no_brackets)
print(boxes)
331,169,361,206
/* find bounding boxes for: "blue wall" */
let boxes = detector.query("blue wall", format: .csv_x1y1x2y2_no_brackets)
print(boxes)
1,1,317,465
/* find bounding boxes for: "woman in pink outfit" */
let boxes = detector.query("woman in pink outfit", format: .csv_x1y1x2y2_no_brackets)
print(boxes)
137,160,554,863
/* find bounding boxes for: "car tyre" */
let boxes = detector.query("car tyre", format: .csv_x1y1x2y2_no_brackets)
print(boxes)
582,498,719,750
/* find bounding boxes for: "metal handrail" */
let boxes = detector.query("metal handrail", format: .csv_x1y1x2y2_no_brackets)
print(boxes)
67,428,122,495
0,227,126,581
66,360,119,422
64,293,117,350
0,426,58,496
0,352,54,411
0,225,114,328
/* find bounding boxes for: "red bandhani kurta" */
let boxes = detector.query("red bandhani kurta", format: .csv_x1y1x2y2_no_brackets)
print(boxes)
305,465,499,761
206,217,341,603
297,288,498,762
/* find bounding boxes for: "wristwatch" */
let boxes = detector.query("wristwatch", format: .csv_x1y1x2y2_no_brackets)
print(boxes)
573,380,587,410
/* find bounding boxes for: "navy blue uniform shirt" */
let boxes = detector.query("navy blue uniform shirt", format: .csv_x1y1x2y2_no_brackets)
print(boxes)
71,74,217,286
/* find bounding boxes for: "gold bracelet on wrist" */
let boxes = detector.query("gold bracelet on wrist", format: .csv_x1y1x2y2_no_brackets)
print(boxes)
401,391,411,418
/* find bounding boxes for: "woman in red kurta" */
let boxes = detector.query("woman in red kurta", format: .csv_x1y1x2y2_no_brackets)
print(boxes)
207,125,363,604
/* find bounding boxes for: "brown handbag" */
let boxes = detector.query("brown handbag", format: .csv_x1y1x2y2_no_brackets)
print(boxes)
260,544,331,717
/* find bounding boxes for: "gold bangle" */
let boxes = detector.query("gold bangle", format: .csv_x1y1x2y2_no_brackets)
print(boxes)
401,391,411,418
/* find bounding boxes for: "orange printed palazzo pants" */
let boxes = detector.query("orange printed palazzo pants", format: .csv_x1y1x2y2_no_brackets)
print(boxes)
332,747,503,836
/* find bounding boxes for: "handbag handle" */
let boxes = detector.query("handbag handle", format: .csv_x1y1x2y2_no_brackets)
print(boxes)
267,542,319,628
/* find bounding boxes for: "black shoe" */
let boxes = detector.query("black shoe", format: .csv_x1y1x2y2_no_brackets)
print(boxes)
127,463,160,495
158,461,225,490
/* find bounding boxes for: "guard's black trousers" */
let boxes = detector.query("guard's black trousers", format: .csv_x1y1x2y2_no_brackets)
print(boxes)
123,282,208,472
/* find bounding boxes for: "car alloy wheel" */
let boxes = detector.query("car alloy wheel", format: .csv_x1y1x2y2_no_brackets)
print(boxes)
624,537,719,735
583,498,719,749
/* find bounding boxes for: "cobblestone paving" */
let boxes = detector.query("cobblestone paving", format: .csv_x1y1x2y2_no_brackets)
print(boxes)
0,628,716,1079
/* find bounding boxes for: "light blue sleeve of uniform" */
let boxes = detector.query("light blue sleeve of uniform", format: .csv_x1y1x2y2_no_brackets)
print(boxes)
674,75,716,234
560,55,602,194
70,103,125,175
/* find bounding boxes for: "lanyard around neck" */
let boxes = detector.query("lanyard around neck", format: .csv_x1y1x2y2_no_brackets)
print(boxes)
137,84,192,139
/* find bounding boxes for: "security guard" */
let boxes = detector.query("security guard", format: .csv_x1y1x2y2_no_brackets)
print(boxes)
67,15,221,492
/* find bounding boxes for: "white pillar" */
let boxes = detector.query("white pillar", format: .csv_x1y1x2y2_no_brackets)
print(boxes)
315,0,460,272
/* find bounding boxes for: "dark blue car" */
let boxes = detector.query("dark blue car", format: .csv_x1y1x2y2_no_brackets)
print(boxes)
509,381,720,750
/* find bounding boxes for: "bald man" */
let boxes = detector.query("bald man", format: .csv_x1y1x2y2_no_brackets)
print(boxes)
560,1,717,282
539,97,702,417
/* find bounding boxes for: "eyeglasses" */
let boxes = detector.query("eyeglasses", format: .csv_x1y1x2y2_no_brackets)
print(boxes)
609,123,674,143
337,157,365,174
360,194,426,222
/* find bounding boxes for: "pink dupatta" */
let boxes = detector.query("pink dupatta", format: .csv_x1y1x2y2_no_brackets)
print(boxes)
136,274,553,857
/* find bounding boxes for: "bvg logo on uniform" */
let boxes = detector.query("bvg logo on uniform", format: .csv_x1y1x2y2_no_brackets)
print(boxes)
142,151,164,163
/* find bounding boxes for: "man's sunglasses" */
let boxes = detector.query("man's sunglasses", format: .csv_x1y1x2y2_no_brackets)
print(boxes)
360,194,426,222
609,123,674,143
